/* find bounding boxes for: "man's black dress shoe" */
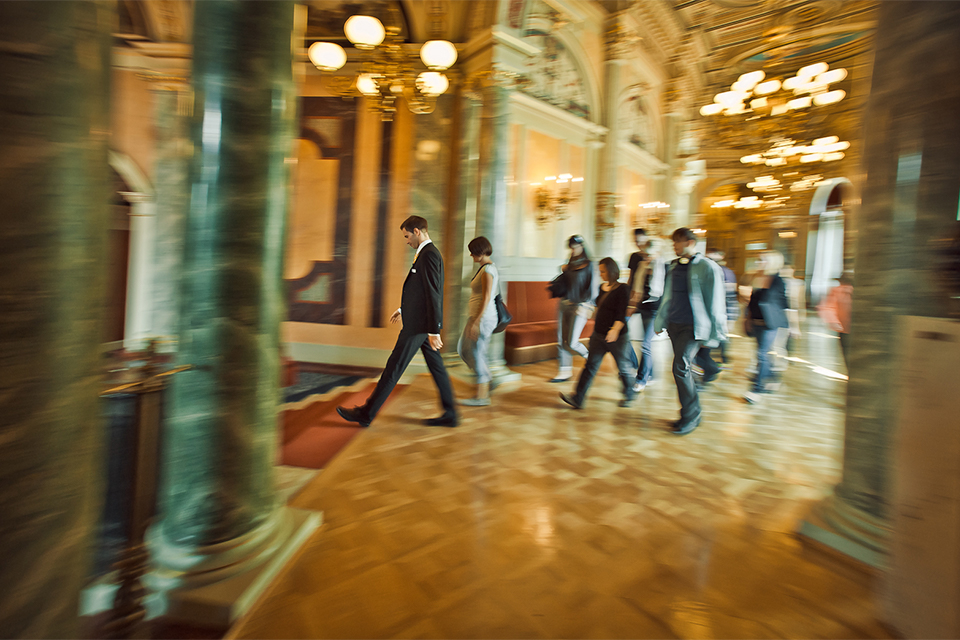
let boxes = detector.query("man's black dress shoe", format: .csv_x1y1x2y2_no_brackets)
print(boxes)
337,406,371,428
424,413,459,427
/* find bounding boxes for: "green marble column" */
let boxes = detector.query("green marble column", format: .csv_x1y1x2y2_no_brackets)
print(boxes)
152,0,296,568
800,1,960,566
469,72,520,384
0,2,112,637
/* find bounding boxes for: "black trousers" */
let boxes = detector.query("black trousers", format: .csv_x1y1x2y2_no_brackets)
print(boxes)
667,322,702,426
361,330,456,421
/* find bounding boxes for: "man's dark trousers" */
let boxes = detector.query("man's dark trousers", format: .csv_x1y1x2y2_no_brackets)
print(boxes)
360,329,456,422
667,322,702,427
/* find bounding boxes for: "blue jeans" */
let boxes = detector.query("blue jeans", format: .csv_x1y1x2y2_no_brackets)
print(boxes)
557,299,589,368
627,312,657,385
570,331,637,404
458,312,497,383
667,323,702,426
753,327,779,392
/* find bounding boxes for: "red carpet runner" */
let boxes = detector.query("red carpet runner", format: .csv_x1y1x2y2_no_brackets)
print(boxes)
280,383,405,469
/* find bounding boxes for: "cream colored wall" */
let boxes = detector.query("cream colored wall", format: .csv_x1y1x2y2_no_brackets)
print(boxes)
284,73,433,358
110,69,155,182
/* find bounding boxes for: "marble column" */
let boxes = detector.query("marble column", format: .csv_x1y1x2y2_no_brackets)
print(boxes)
468,71,521,384
799,1,960,566
595,19,627,256
0,3,112,637
123,192,157,349
447,87,482,361
148,1,319,625
150,85,192,353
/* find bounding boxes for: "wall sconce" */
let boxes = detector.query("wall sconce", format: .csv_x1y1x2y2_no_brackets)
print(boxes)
532,174,583,226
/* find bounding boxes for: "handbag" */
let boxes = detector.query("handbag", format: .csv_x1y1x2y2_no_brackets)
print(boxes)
493,292,512,333
474,264,512,334
547,272,567,299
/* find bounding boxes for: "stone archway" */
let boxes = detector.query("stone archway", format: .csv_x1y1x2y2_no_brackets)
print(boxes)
806,177,853,303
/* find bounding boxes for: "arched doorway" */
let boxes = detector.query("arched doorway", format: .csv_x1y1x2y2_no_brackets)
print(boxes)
806,178,853,303
106,170,132,344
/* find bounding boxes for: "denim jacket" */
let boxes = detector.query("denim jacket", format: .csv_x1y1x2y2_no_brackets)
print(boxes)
654,253,728,347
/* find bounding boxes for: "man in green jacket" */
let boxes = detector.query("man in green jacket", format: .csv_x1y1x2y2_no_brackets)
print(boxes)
655,227,727,435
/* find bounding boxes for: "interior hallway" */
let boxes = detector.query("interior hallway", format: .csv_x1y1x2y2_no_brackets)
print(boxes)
228,327,890,639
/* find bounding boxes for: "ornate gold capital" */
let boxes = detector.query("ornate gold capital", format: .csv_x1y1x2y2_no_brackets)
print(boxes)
595,191,619,231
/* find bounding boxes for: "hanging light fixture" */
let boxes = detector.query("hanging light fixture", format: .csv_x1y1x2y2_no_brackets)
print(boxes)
308,15,458,121
699,61,848,121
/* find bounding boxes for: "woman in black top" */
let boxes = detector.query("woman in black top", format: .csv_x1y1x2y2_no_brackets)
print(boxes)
744,250,789,404
560,257,637,409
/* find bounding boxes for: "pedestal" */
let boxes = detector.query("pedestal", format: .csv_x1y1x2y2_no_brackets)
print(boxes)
883,316,960,637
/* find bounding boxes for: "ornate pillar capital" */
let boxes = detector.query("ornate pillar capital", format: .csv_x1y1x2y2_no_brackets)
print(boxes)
604,16,640,63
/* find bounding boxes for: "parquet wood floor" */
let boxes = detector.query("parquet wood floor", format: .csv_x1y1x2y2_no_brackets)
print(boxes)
230,330,890,639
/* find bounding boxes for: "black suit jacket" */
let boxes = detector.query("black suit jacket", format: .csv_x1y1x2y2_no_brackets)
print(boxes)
401,242,444,334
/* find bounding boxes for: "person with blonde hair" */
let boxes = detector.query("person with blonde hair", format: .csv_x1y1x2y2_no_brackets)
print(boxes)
743,250,789,404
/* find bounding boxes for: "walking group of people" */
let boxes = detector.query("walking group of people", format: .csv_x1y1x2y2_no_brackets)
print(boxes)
337,215,828,436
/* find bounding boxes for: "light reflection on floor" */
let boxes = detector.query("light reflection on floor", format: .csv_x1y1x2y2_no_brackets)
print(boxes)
228,321,889,639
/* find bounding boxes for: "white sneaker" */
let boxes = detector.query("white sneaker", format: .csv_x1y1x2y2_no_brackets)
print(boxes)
632,381,645,394
550,367,572,383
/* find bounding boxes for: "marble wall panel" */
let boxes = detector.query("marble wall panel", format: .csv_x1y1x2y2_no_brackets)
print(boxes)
0,2,113,636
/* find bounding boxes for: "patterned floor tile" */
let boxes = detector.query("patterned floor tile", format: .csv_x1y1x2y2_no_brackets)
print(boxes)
228,329,890,639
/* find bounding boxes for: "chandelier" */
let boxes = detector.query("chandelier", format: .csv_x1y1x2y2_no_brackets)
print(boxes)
532,174,583,225
736,135,847,196
308,15,458,121
740,136,849,168
699,62,847,120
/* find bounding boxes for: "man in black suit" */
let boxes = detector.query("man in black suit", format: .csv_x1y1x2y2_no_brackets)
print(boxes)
337,215,459,428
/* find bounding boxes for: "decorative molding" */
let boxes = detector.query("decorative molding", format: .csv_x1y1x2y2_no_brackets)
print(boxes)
618,141,669,175
603,16,641,62
508,91,607,148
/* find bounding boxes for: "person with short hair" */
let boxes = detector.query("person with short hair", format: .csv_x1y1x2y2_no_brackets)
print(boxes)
654,228,727,435
559,257,637,409
743,250,789,404
625,228,665,393
458,236,499,406
338,216,459,428
550,235,596,383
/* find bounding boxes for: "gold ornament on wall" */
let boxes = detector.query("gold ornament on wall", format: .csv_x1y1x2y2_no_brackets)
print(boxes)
532,174,583,226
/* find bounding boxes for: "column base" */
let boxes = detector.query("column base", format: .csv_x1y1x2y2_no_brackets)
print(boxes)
797,493,889,570
146,506,321,627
